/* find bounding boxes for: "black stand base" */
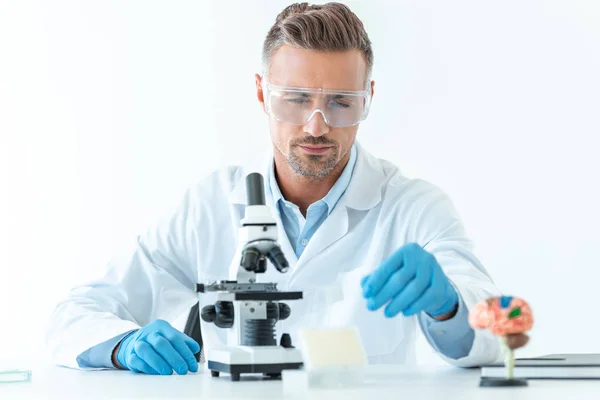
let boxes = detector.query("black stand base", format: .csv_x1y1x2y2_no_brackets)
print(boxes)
480,377,528,387
207,360,303,382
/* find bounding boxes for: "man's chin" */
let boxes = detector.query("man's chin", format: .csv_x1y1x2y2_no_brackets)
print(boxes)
297,153,328,166
294,161,337,178
288,148,339,177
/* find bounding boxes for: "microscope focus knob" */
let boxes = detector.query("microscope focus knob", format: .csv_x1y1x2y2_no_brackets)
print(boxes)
200,305,216,323
200,302,234,329
278,303,291,320
215,301,234,329
265,302,291,321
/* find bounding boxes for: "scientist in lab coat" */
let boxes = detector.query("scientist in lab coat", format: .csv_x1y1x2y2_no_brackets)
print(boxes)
46,2,504,375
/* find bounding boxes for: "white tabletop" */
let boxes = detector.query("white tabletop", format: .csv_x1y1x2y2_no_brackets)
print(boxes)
1,364,599,400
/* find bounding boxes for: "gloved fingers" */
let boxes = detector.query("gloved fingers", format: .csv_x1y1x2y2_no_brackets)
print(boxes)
159,326,200,370
402,284,439,316
362,247,406,297
167,333,200,373
146,333,188,375
365,265,412,311
159,324,200,355
134,340,173,375
176,331,201,355
384,270,432,318
127,353,160,375
366,249,420,309
360,274,370,288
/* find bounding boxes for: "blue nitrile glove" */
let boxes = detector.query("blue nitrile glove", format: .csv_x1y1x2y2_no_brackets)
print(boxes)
115,319,200,375
361,243,459,318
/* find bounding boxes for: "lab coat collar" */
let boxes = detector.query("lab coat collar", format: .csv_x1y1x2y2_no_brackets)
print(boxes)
228,141,384,212
338,141,384,211
268,144,358,216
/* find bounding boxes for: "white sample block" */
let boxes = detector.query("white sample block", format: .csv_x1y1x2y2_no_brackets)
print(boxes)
298,327,367,370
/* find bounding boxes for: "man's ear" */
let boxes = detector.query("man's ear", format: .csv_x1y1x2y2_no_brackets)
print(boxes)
255,73,267,114
370,80,375,99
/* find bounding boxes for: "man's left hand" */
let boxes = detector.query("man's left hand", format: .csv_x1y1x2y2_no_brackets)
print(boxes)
361,243,459,319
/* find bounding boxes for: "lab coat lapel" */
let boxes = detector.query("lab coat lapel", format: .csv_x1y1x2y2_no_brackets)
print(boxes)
295,206,348,267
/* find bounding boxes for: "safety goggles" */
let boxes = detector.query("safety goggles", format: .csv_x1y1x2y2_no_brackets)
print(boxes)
262,80,372,128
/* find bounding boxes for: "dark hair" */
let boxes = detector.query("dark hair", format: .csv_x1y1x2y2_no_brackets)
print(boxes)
262,2,373,79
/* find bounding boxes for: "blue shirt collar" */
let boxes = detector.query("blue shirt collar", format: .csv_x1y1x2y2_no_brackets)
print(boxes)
269,144,358,215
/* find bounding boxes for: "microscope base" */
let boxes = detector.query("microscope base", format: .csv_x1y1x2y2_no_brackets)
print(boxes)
207,345,303,381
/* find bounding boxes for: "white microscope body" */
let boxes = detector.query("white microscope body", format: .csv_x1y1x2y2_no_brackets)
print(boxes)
197,173,304,381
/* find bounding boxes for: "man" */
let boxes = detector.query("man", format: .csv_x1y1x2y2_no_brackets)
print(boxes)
46,2,503,375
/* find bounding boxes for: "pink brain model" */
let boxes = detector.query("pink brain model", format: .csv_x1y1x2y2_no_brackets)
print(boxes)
469,296,533,350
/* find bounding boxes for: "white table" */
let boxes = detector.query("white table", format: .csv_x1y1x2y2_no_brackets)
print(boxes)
1,364,599,400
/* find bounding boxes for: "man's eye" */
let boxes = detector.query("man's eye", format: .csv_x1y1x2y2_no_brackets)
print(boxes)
331,101,351,109
329,96,355,109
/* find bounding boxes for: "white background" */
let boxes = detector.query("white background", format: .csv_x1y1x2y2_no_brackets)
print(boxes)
1,0,599,368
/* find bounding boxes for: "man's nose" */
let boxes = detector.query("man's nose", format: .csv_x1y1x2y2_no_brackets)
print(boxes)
303,110,330,137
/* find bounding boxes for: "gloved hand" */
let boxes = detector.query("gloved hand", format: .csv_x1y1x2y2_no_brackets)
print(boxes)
115,319,200,375
361,243,459,318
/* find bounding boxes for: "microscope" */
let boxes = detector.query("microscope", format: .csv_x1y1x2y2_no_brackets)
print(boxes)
197,173,304,381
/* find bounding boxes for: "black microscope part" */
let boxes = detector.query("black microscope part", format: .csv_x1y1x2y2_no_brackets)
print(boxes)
200,304,216,323
266,246,290,273
201,301,292,334
201,301,234,329
243,319,277,346
256,256,267,273
240,247,261,272
278,303,291,320
264,302,290,321
280,333,293,348
246,173,266,206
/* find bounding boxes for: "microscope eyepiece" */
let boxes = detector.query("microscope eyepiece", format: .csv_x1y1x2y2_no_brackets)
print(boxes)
246,173,266,206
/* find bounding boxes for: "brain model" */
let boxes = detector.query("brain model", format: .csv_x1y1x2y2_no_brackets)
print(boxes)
469,296,533,350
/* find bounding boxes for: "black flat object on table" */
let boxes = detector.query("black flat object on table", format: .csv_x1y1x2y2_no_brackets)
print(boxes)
480,378,528,387
183,302,203,362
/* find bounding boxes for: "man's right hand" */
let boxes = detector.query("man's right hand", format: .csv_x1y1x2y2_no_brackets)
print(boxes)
113,319,200,375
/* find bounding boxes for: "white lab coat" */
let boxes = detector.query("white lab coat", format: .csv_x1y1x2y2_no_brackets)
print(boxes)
45,143,504,370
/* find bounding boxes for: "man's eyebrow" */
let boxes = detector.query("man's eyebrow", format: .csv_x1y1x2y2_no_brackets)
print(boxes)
330,94,357,101
283,92,311,97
